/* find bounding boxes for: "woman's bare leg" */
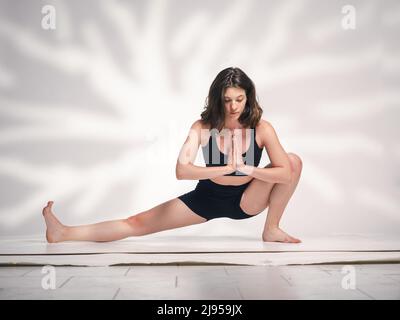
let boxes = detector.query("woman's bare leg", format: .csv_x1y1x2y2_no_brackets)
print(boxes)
262,153,303,242
42,199,207,243
239,153,302,243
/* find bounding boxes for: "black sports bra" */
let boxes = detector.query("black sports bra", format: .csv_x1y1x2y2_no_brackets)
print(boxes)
201,127,263,176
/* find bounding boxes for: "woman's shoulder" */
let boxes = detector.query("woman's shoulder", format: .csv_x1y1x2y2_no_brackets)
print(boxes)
255,119,273,148
256,119,275,133
188,119,206,138
192,118,271,132
190,119,211,146
191,119,207,130
192,119,213,135
256,118,271,128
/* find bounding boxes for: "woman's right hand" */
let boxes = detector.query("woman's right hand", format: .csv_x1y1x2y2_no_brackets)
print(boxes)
226,133,236,174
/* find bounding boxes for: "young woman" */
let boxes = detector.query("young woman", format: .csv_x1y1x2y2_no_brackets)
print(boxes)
42,67,302,243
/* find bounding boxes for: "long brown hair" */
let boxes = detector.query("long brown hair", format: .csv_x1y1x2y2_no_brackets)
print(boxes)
200,67,263,131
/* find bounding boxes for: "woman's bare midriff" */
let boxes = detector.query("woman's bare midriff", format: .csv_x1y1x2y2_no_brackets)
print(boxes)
210,175,254,186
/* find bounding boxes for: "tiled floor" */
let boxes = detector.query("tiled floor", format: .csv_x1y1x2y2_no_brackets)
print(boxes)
0,263,399,300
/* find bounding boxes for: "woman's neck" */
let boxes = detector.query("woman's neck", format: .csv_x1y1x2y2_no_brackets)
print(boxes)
223,119,244,131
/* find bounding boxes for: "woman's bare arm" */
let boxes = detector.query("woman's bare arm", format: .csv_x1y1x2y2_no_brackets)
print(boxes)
176,120,234,180
237,120,292,184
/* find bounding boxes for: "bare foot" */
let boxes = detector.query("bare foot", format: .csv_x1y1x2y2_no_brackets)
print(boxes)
262,227,301,243
42,201,67,243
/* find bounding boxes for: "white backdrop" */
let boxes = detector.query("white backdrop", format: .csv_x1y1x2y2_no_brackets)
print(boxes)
0,0,399,238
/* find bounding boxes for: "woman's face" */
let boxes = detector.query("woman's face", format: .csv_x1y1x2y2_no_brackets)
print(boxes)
223,86,247,119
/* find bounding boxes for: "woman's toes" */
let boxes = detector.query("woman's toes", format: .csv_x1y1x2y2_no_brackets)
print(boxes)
290,236,301,243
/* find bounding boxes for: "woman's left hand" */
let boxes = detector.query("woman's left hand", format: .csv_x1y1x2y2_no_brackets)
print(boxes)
232,132,245,170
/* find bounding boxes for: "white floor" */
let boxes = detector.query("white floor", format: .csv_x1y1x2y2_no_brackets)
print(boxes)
0,233,399,299
0,264,399,300
0,234,399,266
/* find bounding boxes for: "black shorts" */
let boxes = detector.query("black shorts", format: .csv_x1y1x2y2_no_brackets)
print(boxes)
178,179,253,221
